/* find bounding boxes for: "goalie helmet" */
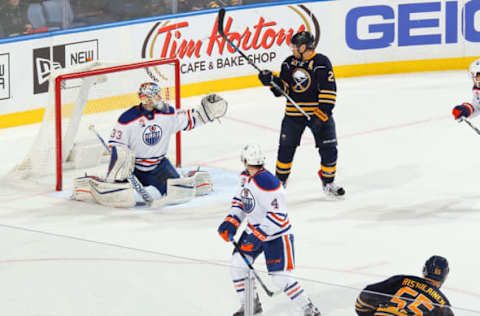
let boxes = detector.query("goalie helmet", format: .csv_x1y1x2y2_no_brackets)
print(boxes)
469,58,480,88
291,31,315,50
423,255,449,286
138,82,161,99
241,144,266,166
138,82,167,111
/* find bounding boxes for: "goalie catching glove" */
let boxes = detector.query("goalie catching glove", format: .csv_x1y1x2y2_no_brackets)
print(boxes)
195,93,228,123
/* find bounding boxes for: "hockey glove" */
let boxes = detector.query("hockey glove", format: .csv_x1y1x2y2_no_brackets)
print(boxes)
237,232,263,253
198,93,228,122
258,70,273,86
218,215,240,242
452,103,472,120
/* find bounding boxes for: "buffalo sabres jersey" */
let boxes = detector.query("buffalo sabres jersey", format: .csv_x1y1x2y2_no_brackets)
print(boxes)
463,86,480,118
273,53,337,120
108,104,199,171
228,169,292,242
355,275,453,316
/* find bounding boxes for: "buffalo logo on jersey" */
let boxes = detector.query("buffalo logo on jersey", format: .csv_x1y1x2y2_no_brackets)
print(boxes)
292,68,311,93
143,124,162,146
240,188,255,213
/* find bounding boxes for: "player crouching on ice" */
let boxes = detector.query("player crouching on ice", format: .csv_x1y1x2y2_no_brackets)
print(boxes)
72,82,228,207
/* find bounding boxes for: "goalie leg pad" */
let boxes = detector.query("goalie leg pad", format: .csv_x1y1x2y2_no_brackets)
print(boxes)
88,177,136,208
72,175,96,201
105,145,136,182
166,177,196,204
192,170,213,196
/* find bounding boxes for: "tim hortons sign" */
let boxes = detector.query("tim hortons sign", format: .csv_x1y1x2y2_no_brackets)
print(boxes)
141,5,320,77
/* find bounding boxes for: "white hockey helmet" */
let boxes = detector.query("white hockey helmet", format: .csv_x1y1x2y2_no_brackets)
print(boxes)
241,144,266,166
469,58,480,88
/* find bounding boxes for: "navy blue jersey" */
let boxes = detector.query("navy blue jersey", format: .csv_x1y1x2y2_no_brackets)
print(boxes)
356,275,453,316
271,53,336,119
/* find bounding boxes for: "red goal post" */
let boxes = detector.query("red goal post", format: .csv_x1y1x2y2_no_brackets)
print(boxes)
12,58,182,191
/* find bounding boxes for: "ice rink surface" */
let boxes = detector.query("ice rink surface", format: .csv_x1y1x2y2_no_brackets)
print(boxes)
0,70,480,315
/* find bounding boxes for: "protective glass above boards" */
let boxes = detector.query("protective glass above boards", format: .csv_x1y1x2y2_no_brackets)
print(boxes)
0,0,289,40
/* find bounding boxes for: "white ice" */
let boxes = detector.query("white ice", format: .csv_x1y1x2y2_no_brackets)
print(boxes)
0,70,479,316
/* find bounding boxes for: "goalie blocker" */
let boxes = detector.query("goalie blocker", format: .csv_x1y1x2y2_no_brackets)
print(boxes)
72,145,213,208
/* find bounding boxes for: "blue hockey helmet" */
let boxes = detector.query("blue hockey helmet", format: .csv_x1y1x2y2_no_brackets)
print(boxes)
423,255,449,285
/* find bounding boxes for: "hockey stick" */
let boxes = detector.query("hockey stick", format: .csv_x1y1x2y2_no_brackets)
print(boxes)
217,8,311,120
232,240,282,297
88,125,154,207
460,117,480,135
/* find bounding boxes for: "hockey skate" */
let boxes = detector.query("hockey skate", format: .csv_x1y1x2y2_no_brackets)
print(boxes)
303,301,321,316
322,182,345,198
233,294,263,316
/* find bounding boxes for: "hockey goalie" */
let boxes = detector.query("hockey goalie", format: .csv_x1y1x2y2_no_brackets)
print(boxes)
72,82,228,207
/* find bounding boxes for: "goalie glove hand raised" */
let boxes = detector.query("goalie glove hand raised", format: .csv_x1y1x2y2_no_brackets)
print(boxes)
196,93,228,123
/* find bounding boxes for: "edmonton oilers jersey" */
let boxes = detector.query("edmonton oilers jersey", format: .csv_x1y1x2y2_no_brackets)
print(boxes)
275,53,337,119
229,169,292,242
467,86,480,118
108,104,197,171
356,275,452,316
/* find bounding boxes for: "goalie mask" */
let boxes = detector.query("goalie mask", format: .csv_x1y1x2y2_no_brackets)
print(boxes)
423,255,449,286
469,59,480,88
138,82,167,111
241,144,266,166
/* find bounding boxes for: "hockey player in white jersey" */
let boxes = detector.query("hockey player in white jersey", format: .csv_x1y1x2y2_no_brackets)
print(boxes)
217,144,321,316
452,58,480,120
72,82,227,207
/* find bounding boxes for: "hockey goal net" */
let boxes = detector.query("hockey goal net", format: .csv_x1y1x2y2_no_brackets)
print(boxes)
10,58,181,191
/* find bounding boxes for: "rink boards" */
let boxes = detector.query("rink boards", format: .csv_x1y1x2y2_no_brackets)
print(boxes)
0,0,479,127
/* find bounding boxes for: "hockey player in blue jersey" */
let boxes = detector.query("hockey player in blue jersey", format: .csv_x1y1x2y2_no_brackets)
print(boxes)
258,31,345,198
218,144,321,316
72,82,228,207
355,256,453,316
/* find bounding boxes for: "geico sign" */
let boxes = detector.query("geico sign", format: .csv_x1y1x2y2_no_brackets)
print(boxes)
346,1,480,50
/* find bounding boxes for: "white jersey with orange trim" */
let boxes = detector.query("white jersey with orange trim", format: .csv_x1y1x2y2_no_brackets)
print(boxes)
229,169,292,242
463,86,480,119
108,103,200,171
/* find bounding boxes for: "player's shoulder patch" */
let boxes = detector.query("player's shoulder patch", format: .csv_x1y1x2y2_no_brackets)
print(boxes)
118,105,143,124
252,169,281,191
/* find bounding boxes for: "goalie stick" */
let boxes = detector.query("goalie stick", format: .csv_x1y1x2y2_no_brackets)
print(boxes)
88,125,154,207
460,117,480,135
217,8,311,120
232,240,282,297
